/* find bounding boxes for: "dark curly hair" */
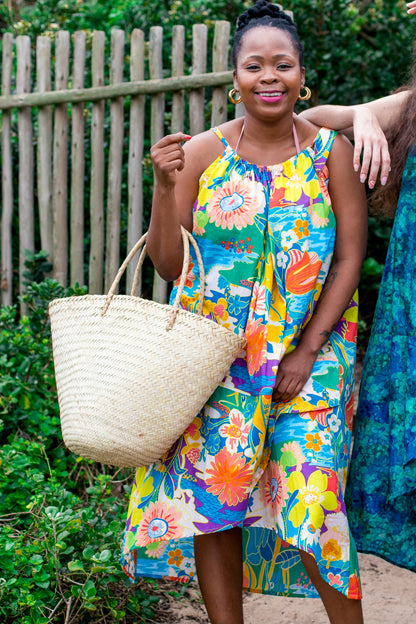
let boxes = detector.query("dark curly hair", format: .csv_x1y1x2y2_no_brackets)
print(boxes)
232,0,304,68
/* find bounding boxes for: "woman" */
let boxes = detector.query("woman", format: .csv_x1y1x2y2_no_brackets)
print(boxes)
303,73,416,574
121,2,367,623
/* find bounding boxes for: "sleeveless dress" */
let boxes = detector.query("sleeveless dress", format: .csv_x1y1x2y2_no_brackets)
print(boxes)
345,146,416,572
121,126,362,599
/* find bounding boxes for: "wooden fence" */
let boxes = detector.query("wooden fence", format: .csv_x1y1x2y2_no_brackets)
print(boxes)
0,21,243,308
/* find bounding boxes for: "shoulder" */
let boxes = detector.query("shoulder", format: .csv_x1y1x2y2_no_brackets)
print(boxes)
326,133,354,168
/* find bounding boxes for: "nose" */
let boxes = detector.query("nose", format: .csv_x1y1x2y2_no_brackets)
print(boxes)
260,67,277,82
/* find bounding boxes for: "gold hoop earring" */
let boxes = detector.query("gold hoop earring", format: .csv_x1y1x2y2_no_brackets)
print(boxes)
298,86,311,101
228,88,242,104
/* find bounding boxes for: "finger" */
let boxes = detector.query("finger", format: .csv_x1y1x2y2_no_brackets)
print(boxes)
153,132,192,149
379,143,391,186
359,143,373,183
407,1,416,13
367,148,381,190
353,137,362,174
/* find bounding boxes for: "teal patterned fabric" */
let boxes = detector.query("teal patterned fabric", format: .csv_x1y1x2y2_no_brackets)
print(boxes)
345,146,416,572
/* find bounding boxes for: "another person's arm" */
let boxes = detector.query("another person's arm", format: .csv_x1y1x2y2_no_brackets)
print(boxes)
273,134,367,403
301,91,409,188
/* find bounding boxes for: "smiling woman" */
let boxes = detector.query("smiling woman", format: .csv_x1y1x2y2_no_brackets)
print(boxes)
121,2,368,623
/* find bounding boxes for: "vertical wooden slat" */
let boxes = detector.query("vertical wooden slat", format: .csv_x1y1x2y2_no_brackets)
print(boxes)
126,28,145,292
88,31,105,294
16,35,34,307
52,30,70,286
149,25,167,304
70,31,86,286
189,24,207,136
36,36,53,265
211,21,230,126
105,29,125,292
171,25,185,133
1,33,14,306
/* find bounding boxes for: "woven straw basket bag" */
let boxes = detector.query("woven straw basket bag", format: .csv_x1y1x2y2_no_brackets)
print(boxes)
49,227,246,468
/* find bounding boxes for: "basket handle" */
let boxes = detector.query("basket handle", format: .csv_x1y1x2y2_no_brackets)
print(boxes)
102,227,205,329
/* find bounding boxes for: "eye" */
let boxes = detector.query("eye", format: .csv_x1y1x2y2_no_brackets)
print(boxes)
245,64,260,71
277,63,292,70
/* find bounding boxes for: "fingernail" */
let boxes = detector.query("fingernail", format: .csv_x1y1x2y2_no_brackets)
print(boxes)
354,164,359,172
183,134,192,140
381,176,388,186
368,180,375,189
360,174,366,183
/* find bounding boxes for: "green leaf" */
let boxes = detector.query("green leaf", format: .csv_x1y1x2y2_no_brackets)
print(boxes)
68,560,85,572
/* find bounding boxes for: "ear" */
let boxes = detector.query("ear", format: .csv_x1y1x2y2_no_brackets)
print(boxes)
233,69,239,92
300,67,305,88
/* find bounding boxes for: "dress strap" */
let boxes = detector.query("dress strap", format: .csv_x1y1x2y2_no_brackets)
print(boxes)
292,120,301,154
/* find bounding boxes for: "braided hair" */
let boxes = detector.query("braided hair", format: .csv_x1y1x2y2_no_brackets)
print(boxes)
232,0,304,68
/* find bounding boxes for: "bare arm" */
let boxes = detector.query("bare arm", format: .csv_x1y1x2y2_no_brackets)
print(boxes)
146,131,220,281
273,134,367,403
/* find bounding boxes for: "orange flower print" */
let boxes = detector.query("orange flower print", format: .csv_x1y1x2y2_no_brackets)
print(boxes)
305,432,323,452
348,573,362,599
286,249,322,295
206,448,252,506
208,180,259,230
321,538,342,568
167,548,184,567
293,219,309,239
135,501,183,547
219,409,250,452
245,318,267,375
260,460,289,516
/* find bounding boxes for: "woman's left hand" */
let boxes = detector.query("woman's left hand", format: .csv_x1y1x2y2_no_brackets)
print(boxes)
272,348,316,403
407,1,416,14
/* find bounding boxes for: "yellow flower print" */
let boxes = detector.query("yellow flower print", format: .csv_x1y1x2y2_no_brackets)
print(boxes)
278,153,320,203
321,538,342,568
287,470,338,529
128,469,154,518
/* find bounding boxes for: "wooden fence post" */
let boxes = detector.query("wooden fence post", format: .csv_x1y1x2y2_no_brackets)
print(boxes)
126,29,145,292
88,30,105,294
1,33,14,306
16,35,34,310
36,35,53,266
52,30,70,286
211,21,231,126
149,25,167,304
105,29,125,292
70,31,86,286
189,24,207,136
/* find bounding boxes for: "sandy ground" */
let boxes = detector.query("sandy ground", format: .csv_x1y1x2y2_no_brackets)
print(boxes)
166,553,416,623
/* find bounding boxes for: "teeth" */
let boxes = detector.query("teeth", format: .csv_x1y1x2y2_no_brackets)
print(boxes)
259,92,283,97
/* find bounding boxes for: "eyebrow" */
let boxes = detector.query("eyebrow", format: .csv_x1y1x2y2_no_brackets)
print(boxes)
242,53,295,61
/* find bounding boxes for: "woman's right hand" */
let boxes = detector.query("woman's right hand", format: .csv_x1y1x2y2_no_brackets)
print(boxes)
350,105,391,189
150,132,191,187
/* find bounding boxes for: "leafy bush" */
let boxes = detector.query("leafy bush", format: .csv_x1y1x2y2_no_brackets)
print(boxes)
0,259,174,623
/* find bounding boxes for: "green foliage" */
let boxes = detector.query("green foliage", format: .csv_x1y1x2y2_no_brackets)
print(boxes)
0,258,170,622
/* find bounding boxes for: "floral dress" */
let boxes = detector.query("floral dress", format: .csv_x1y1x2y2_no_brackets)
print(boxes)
345,146,416,572
121,126,362,599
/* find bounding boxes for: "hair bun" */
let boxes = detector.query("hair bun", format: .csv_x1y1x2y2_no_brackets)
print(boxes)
236,0,289,31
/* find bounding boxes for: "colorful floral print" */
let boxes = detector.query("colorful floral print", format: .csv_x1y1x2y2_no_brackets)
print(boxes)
121,126,361,599
345,146,416,572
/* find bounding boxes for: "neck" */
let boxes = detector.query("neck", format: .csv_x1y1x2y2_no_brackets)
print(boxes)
241,112,295,147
